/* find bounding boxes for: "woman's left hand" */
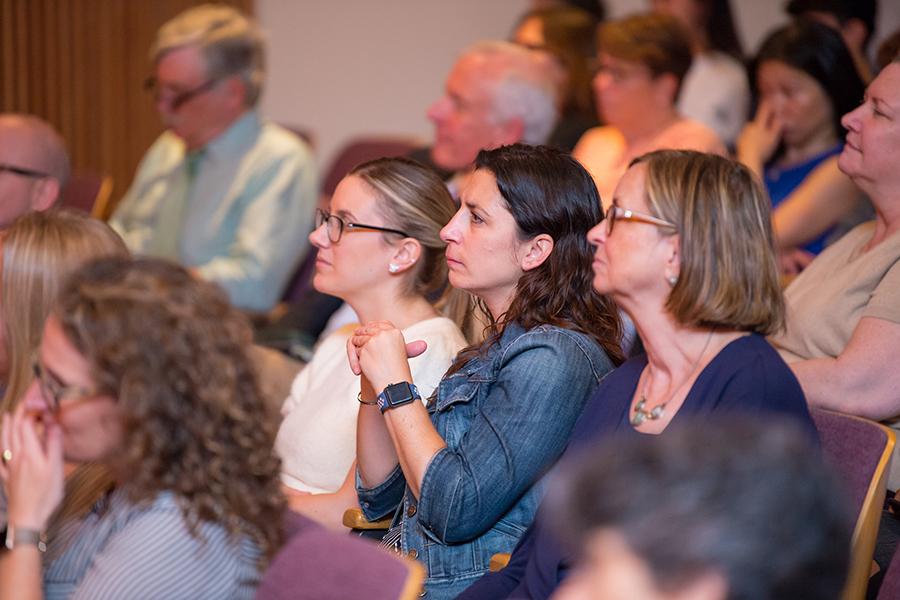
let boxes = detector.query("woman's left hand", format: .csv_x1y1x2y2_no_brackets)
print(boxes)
0,403,65,531
347,321,425,393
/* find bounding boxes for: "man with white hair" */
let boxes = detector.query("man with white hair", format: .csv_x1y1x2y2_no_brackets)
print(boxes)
111,5,316,312
0,114,69,227
425,41,560,194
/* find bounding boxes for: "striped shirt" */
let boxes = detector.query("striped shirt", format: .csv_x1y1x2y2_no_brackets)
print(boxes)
43,489,262,600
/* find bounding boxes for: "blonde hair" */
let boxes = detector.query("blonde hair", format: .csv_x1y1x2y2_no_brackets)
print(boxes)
152,4,265,106
632,150,785,334
350,157,475,339
0,209,129,412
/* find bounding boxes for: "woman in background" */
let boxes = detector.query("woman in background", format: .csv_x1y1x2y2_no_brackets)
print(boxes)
651,0,750,147
513,5,601,150
737,19,866,272
573,13,725,207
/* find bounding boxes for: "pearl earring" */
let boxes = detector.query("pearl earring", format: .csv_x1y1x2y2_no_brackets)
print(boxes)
389,263,400,274
667,274,678,286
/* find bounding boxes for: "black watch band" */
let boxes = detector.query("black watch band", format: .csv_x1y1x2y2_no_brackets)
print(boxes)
376,382,420,413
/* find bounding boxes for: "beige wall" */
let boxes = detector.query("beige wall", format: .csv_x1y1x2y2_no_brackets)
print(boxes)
257,0,530,171
258,0,900,175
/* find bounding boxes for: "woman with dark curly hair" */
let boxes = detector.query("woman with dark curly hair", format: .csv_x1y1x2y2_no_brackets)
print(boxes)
348,144,623,598
0,258,284,599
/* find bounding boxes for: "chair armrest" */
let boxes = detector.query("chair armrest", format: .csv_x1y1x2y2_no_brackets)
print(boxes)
342,508,393,530
489,553,511,572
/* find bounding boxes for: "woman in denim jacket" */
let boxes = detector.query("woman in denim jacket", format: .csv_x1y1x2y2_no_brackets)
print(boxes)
347,144,623,598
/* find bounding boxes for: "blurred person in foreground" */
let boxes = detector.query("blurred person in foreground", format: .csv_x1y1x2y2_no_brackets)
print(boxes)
548,420,850,600
0,258,284,598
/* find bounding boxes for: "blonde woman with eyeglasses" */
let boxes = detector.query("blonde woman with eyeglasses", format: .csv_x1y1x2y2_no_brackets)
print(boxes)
274,157,469,528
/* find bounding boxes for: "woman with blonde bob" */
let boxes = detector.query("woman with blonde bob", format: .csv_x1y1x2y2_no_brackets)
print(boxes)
463,150,815,600
0,210,129,414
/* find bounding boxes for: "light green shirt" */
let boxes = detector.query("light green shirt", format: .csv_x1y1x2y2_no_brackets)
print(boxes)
110,111,317,311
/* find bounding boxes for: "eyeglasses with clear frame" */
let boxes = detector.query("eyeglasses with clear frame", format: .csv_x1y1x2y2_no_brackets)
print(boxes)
605,205,677,236
31,355,100,413
143,76,224,111
315,208,411,244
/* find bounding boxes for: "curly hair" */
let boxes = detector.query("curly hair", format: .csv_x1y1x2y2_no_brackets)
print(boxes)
54,257,285,563
450,144,624,373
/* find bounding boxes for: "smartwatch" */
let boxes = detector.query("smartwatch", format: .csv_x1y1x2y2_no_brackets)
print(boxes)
377,382,421,413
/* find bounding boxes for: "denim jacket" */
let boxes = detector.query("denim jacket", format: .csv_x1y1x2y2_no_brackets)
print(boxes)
357,323,615,598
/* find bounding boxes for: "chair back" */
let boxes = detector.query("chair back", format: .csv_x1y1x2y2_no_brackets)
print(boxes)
256,510,425,600
322,135,422,197
60,172,114,219
811,408,895,600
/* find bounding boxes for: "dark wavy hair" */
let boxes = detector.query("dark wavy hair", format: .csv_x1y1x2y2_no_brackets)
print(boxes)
54,257,285,564
450,144,623,372
751,19,865,141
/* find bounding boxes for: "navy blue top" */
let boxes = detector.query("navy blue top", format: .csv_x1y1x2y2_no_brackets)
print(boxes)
764,144,843,255
459,333,815,600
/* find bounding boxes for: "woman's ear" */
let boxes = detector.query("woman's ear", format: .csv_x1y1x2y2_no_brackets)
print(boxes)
520,233,554,272
663,233,681,284
389,238,422,274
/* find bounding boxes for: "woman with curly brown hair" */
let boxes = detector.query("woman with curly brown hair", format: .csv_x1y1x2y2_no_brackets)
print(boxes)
348,144,623,598
0,257,284,599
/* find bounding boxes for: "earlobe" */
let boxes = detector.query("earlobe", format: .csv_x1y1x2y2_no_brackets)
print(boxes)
521,234,554,272
664,234,681,283
389,238,422,274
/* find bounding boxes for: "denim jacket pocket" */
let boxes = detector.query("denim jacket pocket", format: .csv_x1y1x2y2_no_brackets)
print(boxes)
433,370,492,449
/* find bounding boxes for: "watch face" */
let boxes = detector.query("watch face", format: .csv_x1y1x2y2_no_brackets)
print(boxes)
385,383,415,405
380,382,420,412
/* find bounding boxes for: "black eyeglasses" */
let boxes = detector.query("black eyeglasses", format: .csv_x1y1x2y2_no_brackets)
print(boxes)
31,356,99,413
605,205,677,236
0,163,50,179
315,208,411,244
143,76,224,110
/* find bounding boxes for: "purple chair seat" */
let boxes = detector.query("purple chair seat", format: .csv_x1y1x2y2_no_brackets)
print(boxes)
256,510,424,600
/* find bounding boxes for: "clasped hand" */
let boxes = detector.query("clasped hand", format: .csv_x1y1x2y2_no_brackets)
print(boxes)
0,403,65,531
346,321,427,393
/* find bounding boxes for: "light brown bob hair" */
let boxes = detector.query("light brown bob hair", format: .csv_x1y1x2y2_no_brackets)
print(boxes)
598,13,693,90
631,150,785,335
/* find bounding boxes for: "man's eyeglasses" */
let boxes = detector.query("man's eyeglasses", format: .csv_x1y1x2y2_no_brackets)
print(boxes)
315,208,411,244
31,356,99,413
143,76,223,111
606,205,677,235
0,163,50,179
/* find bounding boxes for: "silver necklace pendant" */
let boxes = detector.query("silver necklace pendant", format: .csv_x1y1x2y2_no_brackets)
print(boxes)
631,396,666,426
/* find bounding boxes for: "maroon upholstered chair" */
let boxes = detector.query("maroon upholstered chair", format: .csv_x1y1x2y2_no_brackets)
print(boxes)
321,135,422,197
256,510,425,600
59,172,113,219
811,408,895,600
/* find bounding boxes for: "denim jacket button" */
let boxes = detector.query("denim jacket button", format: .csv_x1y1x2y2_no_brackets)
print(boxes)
407,548,418,559
407,504,417,517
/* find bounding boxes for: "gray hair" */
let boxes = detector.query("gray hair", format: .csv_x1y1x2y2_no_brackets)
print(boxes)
463,41,560,145
151,4,265,107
